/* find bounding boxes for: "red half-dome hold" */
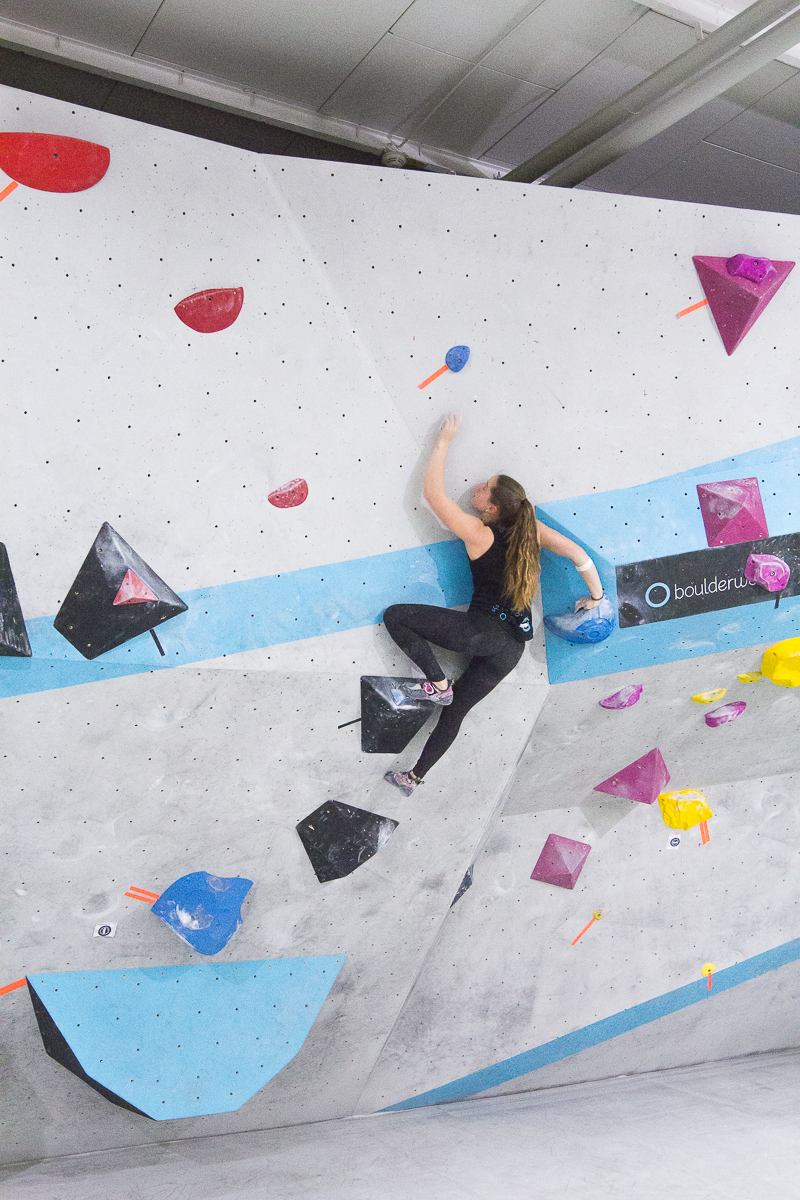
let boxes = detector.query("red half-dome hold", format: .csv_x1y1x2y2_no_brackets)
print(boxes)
0,133,110,192
268,479,308,509
174,288,244,333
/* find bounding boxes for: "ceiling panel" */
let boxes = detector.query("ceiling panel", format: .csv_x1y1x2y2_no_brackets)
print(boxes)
704,109,800,174
390,0,545,62
135,0,412,109
600,9,697,72
718,61,798,110
483,56,646,167
628,139,800,215
319,33,468,132
481,0,646,90
578,97,742,195
750,72,800,129
410,67,552,158
0,0,161,54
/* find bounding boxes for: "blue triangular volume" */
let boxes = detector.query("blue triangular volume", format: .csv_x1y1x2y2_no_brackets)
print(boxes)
28,957,345,1120
151,871,253,955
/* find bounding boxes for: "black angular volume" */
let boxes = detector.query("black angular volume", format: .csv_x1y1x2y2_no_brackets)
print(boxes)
54,523,187,659
360,676,433,753
0,543,32,657
296,800,399,883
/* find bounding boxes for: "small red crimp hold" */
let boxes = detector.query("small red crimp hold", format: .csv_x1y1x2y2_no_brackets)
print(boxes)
268,479,309,509
174,287,244,333
0,133,110,192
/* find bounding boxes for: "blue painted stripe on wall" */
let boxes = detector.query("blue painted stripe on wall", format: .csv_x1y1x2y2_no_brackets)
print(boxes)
381,936,800,1111
537,436,800,683
0,540,472,699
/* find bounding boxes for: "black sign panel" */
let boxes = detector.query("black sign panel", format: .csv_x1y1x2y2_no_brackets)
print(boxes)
616,534,800,628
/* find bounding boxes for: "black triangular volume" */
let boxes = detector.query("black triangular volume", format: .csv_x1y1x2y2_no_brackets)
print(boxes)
296,799,399,883
53,523,188,659
451,865,474,907
360,676,433,753
0,543,31,657
26,980,152,1118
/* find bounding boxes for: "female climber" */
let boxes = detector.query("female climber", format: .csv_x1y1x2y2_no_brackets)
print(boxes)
383,413,604,796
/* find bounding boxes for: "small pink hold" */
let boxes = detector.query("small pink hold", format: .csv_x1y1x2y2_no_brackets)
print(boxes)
599,683,642,709
744,553,790,592
726,254,777,284
705,701,746,727
268,478,308,509
174,287,243,333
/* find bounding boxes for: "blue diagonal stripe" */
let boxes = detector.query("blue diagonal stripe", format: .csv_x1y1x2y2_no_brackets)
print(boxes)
381,936,800,1111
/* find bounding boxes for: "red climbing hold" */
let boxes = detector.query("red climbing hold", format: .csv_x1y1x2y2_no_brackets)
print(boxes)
269,479,308,509
113,570,158,607
174,288,244,333
0,133,110,192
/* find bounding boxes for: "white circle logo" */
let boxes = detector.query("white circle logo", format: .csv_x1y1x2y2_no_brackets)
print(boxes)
645,582,670,608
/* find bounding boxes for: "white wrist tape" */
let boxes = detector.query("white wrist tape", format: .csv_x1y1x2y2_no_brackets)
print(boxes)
576,558,593,572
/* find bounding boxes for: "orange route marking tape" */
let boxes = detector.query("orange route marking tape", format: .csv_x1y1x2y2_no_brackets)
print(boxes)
418,364,449,390
571,910,603,946
0,181,19,203
125,886,160,902
0,978,27,996
699,820,710,845
677,298,709,318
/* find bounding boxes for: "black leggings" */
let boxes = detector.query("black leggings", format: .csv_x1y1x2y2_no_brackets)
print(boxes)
383,604,524,778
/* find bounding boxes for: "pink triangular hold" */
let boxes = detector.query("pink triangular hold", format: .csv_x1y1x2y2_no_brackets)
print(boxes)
696,478,768,547
594,747,670,805
692,256,794,355
113,569,158,606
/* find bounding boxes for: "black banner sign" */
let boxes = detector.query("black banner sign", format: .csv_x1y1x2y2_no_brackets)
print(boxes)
616,534,800,628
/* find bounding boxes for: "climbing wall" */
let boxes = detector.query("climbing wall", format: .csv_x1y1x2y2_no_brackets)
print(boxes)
1,85,798,1162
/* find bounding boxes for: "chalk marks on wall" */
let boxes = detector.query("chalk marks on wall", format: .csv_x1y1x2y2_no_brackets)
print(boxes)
268,478,309,508
53,523,187,659
0,543,32,658
26,957,345,1119
174,287,244,333
296,800,398,883
151,872,253,956
0,132,110,193
692,254,794,355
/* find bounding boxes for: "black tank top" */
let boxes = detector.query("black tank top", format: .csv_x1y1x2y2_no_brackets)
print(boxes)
468,529,533,643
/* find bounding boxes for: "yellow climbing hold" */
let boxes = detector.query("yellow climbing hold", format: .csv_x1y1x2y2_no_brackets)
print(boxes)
691,687,726,704
761,637,800,688
702,963,715,977
658,789,713,830
737,671,762,682
592,910,603,921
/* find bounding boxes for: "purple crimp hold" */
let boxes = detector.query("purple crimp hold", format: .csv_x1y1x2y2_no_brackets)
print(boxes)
599,683,642,709
726,254,777,284
744,553,790,592
705,701,746,727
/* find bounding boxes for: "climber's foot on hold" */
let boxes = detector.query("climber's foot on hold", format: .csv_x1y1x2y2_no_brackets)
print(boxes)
384,770,423,797
401,679,454,706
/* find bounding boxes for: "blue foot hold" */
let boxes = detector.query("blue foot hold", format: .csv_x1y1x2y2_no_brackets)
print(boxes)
151,871,253,955
544,596,615,645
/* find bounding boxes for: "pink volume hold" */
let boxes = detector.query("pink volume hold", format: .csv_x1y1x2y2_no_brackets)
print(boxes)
599,684,642,709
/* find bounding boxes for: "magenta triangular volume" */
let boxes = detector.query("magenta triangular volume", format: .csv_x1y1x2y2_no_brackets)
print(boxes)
594,748,670,805
692,256,794,355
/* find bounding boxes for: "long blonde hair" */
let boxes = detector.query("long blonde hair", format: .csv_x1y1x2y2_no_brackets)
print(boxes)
489,474,540,611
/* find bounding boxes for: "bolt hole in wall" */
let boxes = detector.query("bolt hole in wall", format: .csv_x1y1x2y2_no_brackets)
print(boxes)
0,91,798,1161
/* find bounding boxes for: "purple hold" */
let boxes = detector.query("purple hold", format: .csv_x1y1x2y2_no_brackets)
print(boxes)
599,683,642,709
705,701,746,727
744,552,790,592
726,254,777,284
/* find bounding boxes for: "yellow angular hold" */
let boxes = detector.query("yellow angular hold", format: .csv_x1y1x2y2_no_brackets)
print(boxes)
658,789,713,830
691,687,726,704
761,637,800,688
737,671,762,682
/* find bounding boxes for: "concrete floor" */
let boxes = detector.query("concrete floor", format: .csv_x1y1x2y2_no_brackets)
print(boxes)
2,1049,796,1199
